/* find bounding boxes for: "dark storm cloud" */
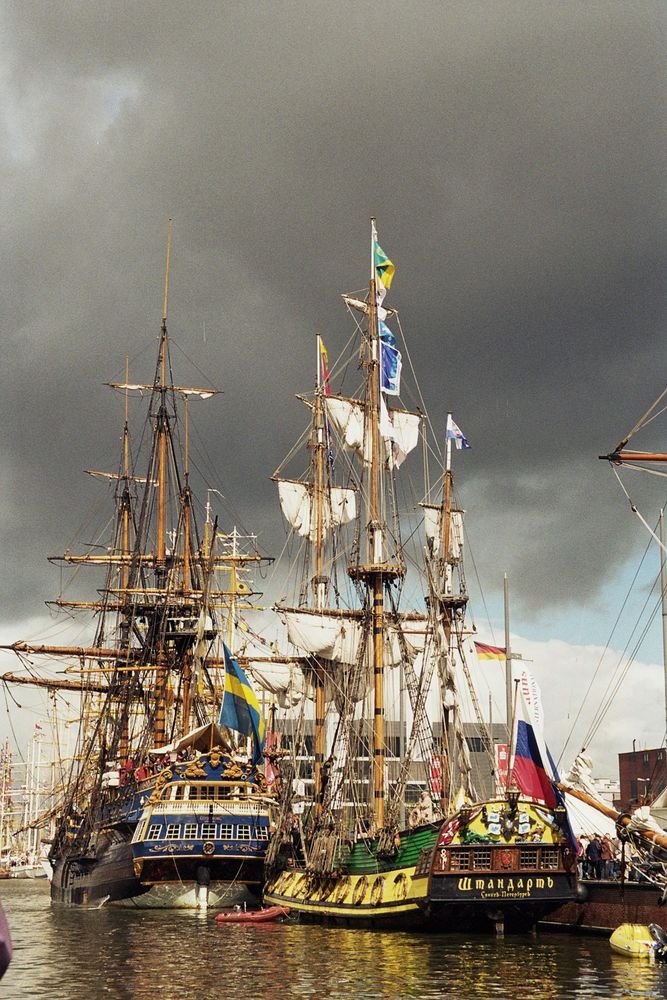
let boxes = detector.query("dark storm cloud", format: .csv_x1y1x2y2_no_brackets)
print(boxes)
1,1,665,626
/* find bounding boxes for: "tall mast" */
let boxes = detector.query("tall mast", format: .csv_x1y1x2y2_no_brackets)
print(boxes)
438,420,454,811
368,218,385,830
153,219,173,746
118,358,132,765
660,510,667,742
313,336,327,810
120,357,132,599
155,219,172,574
182,398,192,594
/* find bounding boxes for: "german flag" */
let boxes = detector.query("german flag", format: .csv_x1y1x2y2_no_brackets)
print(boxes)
474,641,506,661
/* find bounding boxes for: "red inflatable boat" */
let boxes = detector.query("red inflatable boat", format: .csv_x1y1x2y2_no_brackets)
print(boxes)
215,905,290,924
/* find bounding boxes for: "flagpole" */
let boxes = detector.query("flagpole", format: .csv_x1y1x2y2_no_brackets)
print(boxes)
660,509,667,741
504,573,512,753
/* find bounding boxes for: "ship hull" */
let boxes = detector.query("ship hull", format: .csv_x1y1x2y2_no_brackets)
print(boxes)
427,872,576,932
50,838,147,906
541,878,667,933
263,824,438,928
424,798,578,931
263,865,430,928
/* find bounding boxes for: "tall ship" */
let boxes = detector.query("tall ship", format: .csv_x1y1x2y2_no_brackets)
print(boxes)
262,222,577,930
0,229,273,907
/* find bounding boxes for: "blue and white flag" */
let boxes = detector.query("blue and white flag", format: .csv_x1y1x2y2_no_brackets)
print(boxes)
379,319,396,347
446,414,471,450
380,320,401,395
381,341,402,395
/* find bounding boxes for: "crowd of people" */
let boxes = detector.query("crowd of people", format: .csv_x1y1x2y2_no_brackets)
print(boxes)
577,833,621,879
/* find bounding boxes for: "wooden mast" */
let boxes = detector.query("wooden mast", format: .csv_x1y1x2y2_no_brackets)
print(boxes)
368,219,385,830
118,358,132,766
313,336,327,811
438,421,454,812
153,219,173,747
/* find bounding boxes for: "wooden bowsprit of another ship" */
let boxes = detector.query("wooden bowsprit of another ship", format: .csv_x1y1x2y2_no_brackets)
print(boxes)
0,227,274,908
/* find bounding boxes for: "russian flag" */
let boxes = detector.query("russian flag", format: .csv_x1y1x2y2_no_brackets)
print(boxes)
510,670,559,808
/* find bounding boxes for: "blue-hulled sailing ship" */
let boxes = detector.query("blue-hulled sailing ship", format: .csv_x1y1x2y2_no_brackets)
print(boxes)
0,228,273,907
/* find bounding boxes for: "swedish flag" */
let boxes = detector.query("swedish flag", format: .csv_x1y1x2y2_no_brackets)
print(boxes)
218,644,265,765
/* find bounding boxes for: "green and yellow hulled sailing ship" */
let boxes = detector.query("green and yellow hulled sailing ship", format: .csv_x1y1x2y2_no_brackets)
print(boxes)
1,232,273,908
262,223,577,930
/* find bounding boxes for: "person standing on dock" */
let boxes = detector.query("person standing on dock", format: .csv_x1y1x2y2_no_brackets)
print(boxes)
585,835,603,879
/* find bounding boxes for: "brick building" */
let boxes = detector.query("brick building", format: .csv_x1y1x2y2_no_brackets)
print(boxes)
617,746,667,811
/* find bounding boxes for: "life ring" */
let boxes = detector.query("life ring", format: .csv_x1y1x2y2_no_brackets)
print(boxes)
202,841,215,856
370,876,384,906
352,876,368,906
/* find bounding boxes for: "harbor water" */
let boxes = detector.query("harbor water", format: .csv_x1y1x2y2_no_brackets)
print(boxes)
3,880,667,999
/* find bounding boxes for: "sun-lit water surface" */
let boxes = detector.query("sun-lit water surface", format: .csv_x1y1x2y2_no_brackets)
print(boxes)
2,881,667,999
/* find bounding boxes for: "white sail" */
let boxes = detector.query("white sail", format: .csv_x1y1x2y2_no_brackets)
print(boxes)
245,660,307,708
342,294,392,322
280,608,416,666
325,397,367,458
421,505,464,560
326,395,420,470
276,480,356,539
381,404,421,469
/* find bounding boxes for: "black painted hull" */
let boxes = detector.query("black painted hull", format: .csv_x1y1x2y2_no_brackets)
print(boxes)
50,839,147,906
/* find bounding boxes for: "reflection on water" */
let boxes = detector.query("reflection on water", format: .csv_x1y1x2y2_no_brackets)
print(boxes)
2,881,667,999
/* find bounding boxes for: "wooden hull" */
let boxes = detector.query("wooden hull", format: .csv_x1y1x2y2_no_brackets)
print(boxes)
50,838,148,906
427,873,577,932
264,864,430,928
424,798,578,931
543,879,667,933
264,825,438,928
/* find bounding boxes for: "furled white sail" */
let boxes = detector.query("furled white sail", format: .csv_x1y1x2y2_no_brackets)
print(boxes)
107,381,217,399
276,480,356,539
421,505,464,560
245,660,306,708
280,608,416,667
342,294,392,322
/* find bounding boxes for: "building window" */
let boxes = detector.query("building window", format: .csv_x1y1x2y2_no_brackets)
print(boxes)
237,825,252,841
147,824,162,841
466,737,484,753
255,826,270,841
201,823,216,840
174,785,186,800
165,824,181,840
183,824,198,840
643,753,650,764
219,824,234,840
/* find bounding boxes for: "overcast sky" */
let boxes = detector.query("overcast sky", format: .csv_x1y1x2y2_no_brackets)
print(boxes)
1,2,665,776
